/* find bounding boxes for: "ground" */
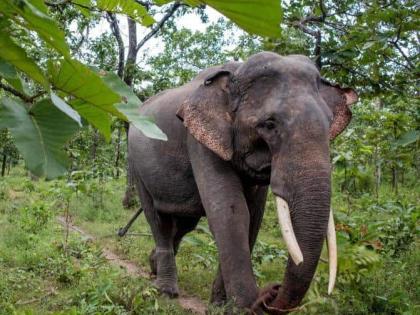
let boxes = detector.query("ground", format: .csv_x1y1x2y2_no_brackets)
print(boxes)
0,166,418,314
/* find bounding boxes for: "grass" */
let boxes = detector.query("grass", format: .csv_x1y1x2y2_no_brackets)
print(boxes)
0,166,419,314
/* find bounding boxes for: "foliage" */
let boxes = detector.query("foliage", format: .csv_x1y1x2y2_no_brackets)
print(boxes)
0,0,284,179
0,168,418,314
0,97,80,179
139,18,261,97
0,1,419,314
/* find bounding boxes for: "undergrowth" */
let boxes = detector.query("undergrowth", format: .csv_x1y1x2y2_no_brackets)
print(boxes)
0,166,418,314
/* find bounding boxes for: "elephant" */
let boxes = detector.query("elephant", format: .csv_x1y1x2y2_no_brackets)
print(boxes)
127,51,358,314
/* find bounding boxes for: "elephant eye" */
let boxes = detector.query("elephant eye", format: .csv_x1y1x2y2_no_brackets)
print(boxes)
265,120,276,130
258,118,276,130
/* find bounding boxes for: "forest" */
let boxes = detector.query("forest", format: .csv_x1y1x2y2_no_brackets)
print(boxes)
0,1,418,314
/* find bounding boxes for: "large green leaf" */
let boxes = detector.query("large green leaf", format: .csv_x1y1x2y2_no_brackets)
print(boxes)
394,130,419,147
50,91,82,127
0,33,49,89
70,99,112,141
98,71,141,107
0,59,17,79
0,0,70,57
48,59,125,139
0,97,79,179
98,71,167,141
154,0,282,37
48,59,125,114
202,0,282,37
72,0,93,18
116,102,167,140
0,59,29,95
97,0,155,26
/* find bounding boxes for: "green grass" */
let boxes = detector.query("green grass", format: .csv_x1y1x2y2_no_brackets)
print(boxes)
0,166,419,314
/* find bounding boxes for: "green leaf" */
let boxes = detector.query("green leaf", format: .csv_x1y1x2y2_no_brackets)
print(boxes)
98,71,141,107
0,97,79,179
0,0,71,57
201,0,282,37
0,59,17,79
50,91,82,127
48,59,123,119
97,70,167,141
362,41,375,50
97,0,156,26
153,0,173,5
394,130,419,147
70,99,112,141
72,0,93,18
116,102,167,140
0,33,49,89
0,59,28,94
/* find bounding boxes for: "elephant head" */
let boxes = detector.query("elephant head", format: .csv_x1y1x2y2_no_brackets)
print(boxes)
177,52,357,313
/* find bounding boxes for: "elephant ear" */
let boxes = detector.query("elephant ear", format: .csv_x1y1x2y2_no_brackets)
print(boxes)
176,69,234,161
320,79,358,140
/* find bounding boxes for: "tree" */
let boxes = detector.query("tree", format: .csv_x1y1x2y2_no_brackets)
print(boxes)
0,0,284,180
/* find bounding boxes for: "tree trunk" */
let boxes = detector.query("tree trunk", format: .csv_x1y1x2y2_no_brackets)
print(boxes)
7,156,12,175
1,152,6,177
91,129,99,161
375,163,381,199
392,167,398,195
374,146,381,199
122,120,137,208
122,18,138,208
114,124,122,179
401,170,404,186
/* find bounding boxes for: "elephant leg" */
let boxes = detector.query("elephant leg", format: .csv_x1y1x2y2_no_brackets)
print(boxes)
146,211,179,298
149,215,200,276
135,179,179,298
173,216,201,255
189,144,261,310
210,185,268,306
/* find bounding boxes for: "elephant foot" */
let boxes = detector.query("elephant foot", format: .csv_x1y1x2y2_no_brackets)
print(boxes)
154,247,179,298
154,279,179,298
210,266,227,306
210,282,227,306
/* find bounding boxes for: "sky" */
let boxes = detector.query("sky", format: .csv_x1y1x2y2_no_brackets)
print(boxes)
85,6,228,64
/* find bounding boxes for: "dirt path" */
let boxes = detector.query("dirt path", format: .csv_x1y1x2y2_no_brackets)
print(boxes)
57,216,207,315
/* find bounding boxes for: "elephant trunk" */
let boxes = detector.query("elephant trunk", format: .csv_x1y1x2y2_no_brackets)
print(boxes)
270,153,332,313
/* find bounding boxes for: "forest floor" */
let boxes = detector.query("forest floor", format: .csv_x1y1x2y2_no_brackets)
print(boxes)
0,166,419,314
55,216,207,314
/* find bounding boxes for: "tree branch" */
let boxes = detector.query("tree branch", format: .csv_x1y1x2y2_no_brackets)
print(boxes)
0,81,45,103
124,18,138,86
45,0,100,12
389,24,414,70
106,13,125,78
391,42,415,69
324,61,398,92
0,81,31,102
319,0,327,21
290,20,319,37
134,0,152,10
135,2,181,53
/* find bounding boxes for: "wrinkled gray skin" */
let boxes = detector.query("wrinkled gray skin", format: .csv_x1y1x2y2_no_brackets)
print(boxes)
128,52,357,314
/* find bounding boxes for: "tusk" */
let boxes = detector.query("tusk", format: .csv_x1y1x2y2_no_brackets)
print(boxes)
276,197,303,265
327,209,337,295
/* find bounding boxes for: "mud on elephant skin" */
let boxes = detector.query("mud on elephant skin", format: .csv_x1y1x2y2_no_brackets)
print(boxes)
127,52,358,314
